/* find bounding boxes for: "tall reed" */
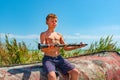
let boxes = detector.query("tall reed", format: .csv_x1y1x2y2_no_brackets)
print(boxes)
0,35,42,66
86,36,120,54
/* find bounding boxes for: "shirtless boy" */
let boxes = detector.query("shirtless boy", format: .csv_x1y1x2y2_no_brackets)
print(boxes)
40,13,87,80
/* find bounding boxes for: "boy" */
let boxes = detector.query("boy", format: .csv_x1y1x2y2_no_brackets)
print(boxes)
40,13,87,80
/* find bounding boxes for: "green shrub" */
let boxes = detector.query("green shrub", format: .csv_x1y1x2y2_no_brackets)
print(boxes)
86,36,120,54
0,35,42,66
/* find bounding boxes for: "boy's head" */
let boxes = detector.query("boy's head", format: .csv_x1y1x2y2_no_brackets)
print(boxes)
46,13,57,25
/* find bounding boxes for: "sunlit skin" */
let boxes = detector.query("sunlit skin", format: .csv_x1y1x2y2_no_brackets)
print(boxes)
40,18,86,57
40,16,86,80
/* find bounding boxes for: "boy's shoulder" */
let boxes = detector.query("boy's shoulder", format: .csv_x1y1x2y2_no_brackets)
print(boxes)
40,31,47,36
55,32,63,36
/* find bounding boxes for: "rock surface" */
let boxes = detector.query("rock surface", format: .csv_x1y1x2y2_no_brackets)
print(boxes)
0,51,120,80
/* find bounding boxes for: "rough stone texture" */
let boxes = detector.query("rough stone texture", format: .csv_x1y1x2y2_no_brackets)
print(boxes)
0,51,120,80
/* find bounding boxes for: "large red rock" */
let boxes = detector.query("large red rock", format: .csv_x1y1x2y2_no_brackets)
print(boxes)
0,51,120,80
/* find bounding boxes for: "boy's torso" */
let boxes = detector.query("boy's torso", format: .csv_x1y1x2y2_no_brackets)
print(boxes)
43,31,62,57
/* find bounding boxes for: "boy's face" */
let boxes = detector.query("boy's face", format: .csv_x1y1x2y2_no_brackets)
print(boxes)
46,18,57,28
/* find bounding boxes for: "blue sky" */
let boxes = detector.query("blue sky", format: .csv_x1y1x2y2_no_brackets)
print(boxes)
0,0,120,49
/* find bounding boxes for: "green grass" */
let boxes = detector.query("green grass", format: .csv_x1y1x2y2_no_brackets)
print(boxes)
85,36,120,54
0,35,120,66
0,35,43,66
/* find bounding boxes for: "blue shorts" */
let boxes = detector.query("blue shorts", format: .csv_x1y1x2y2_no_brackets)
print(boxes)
42,55,75,75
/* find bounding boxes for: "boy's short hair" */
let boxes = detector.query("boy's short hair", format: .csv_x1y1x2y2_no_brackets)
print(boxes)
46,13,57,21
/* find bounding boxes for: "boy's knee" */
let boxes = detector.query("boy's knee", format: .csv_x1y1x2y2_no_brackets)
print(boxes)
69,68,80,75
48,71,56,79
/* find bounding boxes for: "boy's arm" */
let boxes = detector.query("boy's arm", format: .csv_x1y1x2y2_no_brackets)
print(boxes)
40,32,48,52
60,35,86,51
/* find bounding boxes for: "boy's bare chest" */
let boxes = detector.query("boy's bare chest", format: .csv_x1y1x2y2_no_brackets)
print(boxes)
46,32,61,44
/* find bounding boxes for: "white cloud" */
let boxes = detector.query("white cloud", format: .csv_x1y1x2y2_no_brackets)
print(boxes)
0,33,39,39
64,34,100,40
1,33,120,45
64,34,120,44
114,35,120,38
1,33,120,40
